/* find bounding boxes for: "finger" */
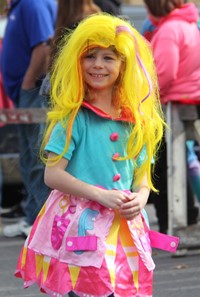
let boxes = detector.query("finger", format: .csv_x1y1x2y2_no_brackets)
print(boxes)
119,192,131,202
121,200,137,209
119,207,133,216
121,212,138,220
120,205,140,217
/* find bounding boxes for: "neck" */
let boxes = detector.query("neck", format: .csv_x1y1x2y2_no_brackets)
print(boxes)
86,88,112,105
85,89,120,118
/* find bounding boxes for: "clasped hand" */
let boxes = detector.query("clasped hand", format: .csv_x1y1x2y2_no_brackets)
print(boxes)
98,190,143,220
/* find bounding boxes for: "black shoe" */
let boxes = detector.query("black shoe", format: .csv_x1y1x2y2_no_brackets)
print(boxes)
1,205,25,223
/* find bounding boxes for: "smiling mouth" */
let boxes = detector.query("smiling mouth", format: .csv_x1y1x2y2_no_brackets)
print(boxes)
90,74,108,78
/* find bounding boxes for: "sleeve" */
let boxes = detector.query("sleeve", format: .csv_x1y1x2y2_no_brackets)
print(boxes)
45,115,82,161
22,0,56,48
152,33,179,98
141,18,156,42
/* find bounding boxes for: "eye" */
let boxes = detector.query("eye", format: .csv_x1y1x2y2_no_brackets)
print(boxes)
104,55,115,60
84,53,95,59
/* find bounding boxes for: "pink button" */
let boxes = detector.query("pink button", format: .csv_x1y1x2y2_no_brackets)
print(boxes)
112,152,120,161
113,173,121,182
110,132,119,141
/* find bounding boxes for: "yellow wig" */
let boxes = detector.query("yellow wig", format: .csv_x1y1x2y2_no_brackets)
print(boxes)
41,13,165,191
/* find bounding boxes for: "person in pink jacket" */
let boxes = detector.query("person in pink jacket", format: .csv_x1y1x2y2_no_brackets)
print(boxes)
143,0,200,234
143,0,200,105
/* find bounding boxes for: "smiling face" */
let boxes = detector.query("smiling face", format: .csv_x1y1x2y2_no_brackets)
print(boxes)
81,47,123,93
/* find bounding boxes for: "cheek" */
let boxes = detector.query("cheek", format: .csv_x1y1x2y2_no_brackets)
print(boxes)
81,59,92,70
81,59,90,72
81,65,89,82
81,62,86,74
113,65,121,78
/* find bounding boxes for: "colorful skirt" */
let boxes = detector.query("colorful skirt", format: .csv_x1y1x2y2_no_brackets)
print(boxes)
15,190,155,297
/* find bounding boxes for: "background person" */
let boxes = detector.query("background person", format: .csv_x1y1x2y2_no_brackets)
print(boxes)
94,0,122,15
142,0,200,233
50,0,101,67
40,0,101,100
141,15,200,233
1,0,57,237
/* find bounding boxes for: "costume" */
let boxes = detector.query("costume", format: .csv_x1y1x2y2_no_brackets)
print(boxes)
1,0,57,228
15,103,179,297
150,3,200,104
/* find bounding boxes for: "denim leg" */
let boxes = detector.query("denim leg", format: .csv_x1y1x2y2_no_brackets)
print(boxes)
187,140,200,203
0,161,2,207
18,88,50,225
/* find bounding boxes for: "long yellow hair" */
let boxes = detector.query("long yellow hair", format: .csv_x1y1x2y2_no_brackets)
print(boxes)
41,13,165,191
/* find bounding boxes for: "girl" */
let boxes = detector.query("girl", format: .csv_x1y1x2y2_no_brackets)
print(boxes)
15,13,179,297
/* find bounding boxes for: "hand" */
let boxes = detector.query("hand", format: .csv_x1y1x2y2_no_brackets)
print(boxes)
97,189,130,210
119,192,143,220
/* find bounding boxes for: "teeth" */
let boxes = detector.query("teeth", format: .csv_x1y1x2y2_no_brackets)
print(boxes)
91,74,106,78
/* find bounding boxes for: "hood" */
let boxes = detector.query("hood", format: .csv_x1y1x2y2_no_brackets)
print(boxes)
159,3,199,26
10,0,20,7
111,0,122,6
6,0,20,14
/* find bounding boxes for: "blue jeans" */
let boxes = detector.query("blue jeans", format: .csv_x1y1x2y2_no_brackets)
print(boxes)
0,162,2,207
18,88,49,225
186,140,200,203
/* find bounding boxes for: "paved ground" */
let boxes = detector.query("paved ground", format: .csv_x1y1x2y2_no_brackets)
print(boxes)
1,204,200,297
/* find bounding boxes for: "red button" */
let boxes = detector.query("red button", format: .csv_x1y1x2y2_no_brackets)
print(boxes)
113,173,121,182
110,132,119,141
112,152,120,161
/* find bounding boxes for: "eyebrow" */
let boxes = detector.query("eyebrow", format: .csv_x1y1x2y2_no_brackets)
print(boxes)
86,48,117,55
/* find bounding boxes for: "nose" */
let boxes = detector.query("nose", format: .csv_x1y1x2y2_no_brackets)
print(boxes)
94,57,103,68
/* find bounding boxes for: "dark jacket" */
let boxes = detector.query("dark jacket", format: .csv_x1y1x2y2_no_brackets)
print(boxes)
94,0,122,15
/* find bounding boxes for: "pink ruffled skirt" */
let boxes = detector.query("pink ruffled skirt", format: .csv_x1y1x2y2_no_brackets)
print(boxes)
15,190,153,297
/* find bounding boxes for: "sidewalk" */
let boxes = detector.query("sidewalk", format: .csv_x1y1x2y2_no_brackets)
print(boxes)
0,204,200,297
